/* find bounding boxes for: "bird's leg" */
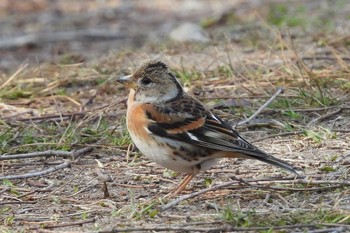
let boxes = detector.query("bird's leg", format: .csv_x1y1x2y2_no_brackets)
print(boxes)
172,166,201,195
173,173,194,195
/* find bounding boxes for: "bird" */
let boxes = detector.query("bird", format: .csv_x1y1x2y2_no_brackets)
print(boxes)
118,60,302,195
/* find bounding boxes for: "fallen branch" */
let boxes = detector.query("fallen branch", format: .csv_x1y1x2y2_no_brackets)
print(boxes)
161,177,350,211
0,187,10,195
161,181,237,211
0,147,93,180
0,160,71,181
332,129,350,133
235,178,343,192
98,223,325,233
247,177,350,186
306,226,348,233
335,151,350,164
251,130,304,143
0,147,93,161
2,112,86,122
237,118,285,129
293,105,350,112
237,87,284,126
42,218,95,229
307,108,342,126
0,201,37,206
302,56,350,61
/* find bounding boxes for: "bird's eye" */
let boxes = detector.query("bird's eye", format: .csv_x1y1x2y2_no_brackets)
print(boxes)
141,77,152,85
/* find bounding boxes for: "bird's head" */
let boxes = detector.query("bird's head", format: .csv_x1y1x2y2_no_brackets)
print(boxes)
118,60,183,103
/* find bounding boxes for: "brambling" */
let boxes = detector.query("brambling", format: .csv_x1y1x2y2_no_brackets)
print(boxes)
118,60,301,194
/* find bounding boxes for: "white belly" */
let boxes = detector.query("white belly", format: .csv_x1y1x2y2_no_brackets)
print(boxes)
129,130,217,173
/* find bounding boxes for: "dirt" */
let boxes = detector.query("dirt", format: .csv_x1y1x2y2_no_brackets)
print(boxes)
1,0,350,232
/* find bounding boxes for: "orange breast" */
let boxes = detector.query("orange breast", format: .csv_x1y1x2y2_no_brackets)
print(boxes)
126,90,153,143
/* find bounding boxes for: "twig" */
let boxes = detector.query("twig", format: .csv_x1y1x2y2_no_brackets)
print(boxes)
0,161,71,181
98,223,320,233
0,147,93,161
161,177,350,211
256,184,343,192
17,187,53,198
3,112,86,122
335,151,350,163
332,129,350,133
81,90,98,111
41,218,96,229
0,63,28,89
293,105,350,112
236,118,285,129
43,169,87,198
307,108,342,126
251,130,304,143
0,201,37,206
237,87,284,126
112,183,146,189
261,105,350,114
0,148,93,180
0,187,10,195
199,94,299,100
66,184,97,198
229,176,338,192
94,166,112,198
160,181,237,211
306,227,348,233
322,223,350,228
302,56,350,61
245,178,350,187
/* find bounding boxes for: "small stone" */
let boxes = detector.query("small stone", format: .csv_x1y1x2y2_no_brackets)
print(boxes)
169,22,209,42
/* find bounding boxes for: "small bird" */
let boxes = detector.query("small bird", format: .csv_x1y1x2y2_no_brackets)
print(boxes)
118,60,301,194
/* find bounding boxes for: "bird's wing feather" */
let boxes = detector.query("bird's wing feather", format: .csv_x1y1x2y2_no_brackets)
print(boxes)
144,96,262,154
145,95,301,175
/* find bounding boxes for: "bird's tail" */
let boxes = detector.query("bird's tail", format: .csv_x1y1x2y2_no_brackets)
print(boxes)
248,151,305,178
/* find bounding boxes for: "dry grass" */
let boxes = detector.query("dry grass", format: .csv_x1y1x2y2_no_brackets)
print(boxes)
1,1,350,232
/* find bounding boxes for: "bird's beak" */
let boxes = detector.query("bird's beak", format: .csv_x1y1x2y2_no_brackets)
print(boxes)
117,74,132,83
117,74,136,89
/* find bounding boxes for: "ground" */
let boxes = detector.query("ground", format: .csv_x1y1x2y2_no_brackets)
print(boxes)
0,0,350,232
